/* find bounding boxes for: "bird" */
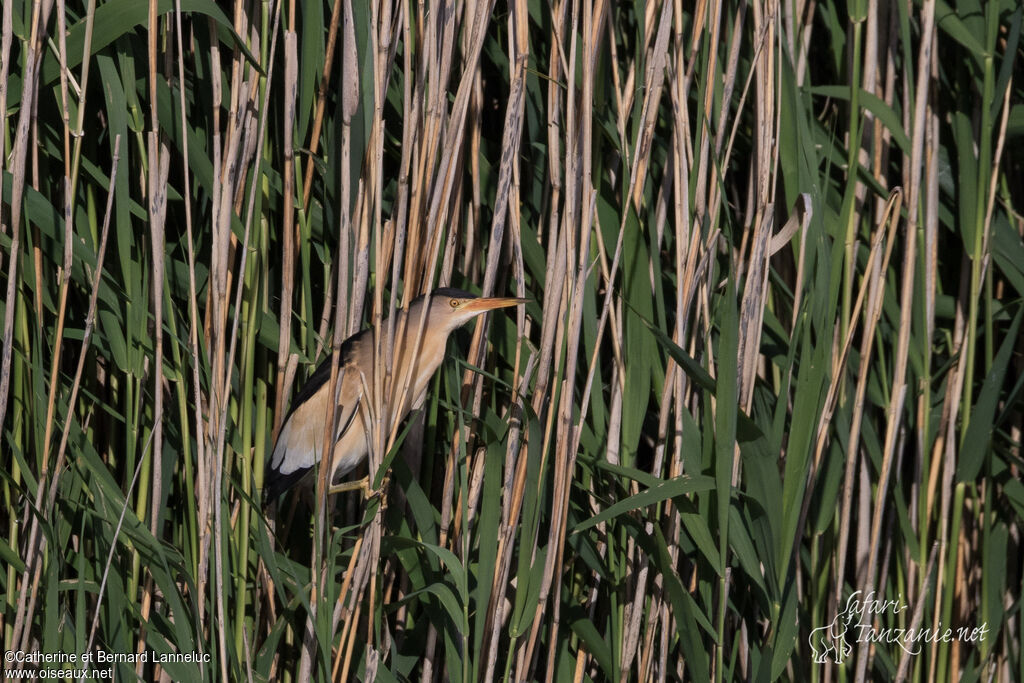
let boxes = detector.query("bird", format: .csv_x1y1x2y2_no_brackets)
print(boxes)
264,288,526,501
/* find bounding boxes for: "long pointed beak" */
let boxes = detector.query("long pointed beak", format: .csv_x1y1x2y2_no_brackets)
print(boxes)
463,296,529,314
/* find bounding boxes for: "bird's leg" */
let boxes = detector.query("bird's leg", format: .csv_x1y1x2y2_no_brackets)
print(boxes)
327,476,370,496
327,473,390,501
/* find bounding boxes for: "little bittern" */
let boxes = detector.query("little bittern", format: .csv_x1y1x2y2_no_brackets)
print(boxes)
265,288,526,500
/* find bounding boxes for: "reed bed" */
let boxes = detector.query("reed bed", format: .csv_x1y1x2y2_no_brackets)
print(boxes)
1,0,1022,680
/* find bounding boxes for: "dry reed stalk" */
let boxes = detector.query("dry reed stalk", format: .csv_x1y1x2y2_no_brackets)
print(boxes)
516,0,584,675
43,105,121,521
334,535,369,681
0,57,7,610
195,10,219,635
7,0,57,658
645,15,696,676
908,14,938,608
138,2,170,669
199,0,245,625
852,7,934,681
691,0,718,226
209,3,283,679
300,0,345,213
717,0,781,653
171,11,209,661
445,0,531,555
830,189,902,642
363,5,393,679
273,0,298,444
0,0,10,251
329,534,363,678
894,543,940,682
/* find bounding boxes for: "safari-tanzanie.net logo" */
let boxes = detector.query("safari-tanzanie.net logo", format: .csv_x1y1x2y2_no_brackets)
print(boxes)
809,590,989,665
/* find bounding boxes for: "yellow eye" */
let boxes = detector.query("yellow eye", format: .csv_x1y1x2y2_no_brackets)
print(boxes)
449,299,460,308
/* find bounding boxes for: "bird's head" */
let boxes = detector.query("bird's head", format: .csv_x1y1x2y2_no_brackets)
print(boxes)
415,287,528,335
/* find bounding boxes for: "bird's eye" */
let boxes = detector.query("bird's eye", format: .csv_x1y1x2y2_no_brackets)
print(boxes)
449,299,460,308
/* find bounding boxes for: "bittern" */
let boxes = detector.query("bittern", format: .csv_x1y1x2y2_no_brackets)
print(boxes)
265,288,526,501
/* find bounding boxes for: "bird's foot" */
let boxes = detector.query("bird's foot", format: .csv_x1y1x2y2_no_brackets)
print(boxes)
366,472,390,508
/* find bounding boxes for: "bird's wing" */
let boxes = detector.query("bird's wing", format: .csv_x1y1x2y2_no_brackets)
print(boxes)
264,338,365,501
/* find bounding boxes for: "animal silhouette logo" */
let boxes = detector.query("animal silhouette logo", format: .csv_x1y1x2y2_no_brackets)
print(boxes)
809,608,854,664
